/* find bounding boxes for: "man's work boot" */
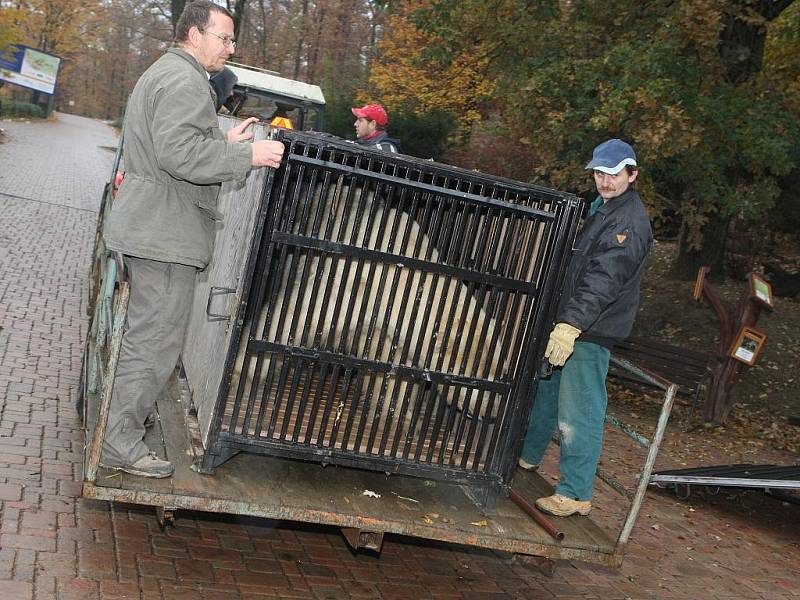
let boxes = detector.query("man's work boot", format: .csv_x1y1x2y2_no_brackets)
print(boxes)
102,453,174,479
518,458,539,471
535,494,591,517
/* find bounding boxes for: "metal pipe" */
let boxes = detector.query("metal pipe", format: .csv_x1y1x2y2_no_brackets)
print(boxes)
510,489,565,541
595,466,634,500
609,355,672,390
604,414,650,448
649,474,800,489
615,383,677,550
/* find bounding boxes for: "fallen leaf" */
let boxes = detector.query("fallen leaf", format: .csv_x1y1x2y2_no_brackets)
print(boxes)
471,520,488,527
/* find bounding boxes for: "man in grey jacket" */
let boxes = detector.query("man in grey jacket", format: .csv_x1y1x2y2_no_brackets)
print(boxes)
101,0,284,478
518,139,653,516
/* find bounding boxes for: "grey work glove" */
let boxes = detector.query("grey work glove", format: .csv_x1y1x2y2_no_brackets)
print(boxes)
545,323,582,367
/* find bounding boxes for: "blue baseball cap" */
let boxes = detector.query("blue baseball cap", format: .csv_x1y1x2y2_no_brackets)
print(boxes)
585,139,637,174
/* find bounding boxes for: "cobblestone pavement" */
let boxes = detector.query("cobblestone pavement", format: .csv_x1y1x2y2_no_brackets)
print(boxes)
0,113,798,599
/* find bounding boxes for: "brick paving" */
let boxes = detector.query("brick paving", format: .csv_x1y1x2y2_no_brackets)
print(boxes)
0,112,798,599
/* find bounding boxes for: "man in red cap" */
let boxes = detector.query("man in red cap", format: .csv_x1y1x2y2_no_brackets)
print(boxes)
351,103,401,153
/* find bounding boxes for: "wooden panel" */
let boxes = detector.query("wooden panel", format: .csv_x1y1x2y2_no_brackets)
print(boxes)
182,116,272,446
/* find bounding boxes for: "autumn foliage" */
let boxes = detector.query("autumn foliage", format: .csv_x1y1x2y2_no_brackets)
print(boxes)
367,0,800,278
364,0,497,133
2,0,798,278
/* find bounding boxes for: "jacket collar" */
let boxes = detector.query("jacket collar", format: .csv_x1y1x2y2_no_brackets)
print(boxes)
166,47,209,78
359,131,386,142
594,187,638,217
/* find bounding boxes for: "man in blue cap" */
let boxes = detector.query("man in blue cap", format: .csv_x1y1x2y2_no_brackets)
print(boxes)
518,139,653,516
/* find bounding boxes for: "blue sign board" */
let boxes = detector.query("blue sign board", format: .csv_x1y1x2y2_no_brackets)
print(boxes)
0,44,62,95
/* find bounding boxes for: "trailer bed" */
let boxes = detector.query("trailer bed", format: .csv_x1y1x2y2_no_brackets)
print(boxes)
82,374,618,566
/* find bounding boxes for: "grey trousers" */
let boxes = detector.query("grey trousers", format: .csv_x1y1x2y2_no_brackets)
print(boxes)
101,256,196,466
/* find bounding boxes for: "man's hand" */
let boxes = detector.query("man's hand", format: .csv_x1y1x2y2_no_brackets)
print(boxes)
544,323,581,367
251,140,284,168
226,117,284,167
227,117,258,143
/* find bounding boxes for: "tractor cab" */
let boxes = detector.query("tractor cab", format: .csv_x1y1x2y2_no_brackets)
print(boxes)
221,62,326,131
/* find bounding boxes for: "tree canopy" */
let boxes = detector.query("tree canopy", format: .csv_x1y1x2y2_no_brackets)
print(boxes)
3,0,798,276
1,0,387,125
367,0,800,277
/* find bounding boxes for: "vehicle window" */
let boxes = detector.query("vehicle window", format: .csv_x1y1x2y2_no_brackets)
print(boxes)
224,87,322,131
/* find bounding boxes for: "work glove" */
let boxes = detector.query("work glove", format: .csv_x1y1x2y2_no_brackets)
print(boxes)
545,323,581,367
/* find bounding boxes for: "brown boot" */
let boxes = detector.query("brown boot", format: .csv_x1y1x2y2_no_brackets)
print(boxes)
535,494,591,517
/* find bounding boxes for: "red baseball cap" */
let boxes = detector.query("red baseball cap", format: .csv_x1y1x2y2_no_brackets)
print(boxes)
351,103,388,126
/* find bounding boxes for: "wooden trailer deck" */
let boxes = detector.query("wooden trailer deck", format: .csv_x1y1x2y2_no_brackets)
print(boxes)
82,374,619,567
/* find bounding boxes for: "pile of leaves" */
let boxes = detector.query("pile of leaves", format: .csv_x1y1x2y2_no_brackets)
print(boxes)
608,381,800,463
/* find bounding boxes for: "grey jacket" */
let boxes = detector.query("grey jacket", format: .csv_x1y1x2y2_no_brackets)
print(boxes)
105,48,253,268
557,188,653,347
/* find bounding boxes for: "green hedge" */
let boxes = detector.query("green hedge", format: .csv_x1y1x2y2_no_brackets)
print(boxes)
0,100,44,119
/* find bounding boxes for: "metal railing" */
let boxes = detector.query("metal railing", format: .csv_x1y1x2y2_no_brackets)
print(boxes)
606,355,678,564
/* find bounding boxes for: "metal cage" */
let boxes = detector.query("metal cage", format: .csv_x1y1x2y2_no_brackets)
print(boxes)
200,130,583,491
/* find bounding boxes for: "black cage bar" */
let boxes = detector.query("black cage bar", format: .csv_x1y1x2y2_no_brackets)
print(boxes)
201,130,583,491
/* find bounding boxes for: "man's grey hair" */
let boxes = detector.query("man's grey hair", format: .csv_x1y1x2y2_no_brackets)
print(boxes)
174,1,232,44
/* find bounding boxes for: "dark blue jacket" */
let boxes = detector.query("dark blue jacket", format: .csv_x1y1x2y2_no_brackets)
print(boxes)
356,131,401,153
556,188,653,347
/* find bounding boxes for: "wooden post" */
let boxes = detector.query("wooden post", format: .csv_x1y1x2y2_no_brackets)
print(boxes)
694,269,773,424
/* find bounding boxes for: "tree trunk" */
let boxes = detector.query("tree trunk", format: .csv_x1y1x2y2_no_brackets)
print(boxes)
719,1,796,82
702,291,764,424
230,0,248,42
671,211,730,281
170,0,187,36
293,0,310,80
307,3,328,83
704,358,743,424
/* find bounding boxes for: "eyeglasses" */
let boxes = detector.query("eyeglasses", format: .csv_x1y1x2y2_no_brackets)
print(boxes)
200,29,236,49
